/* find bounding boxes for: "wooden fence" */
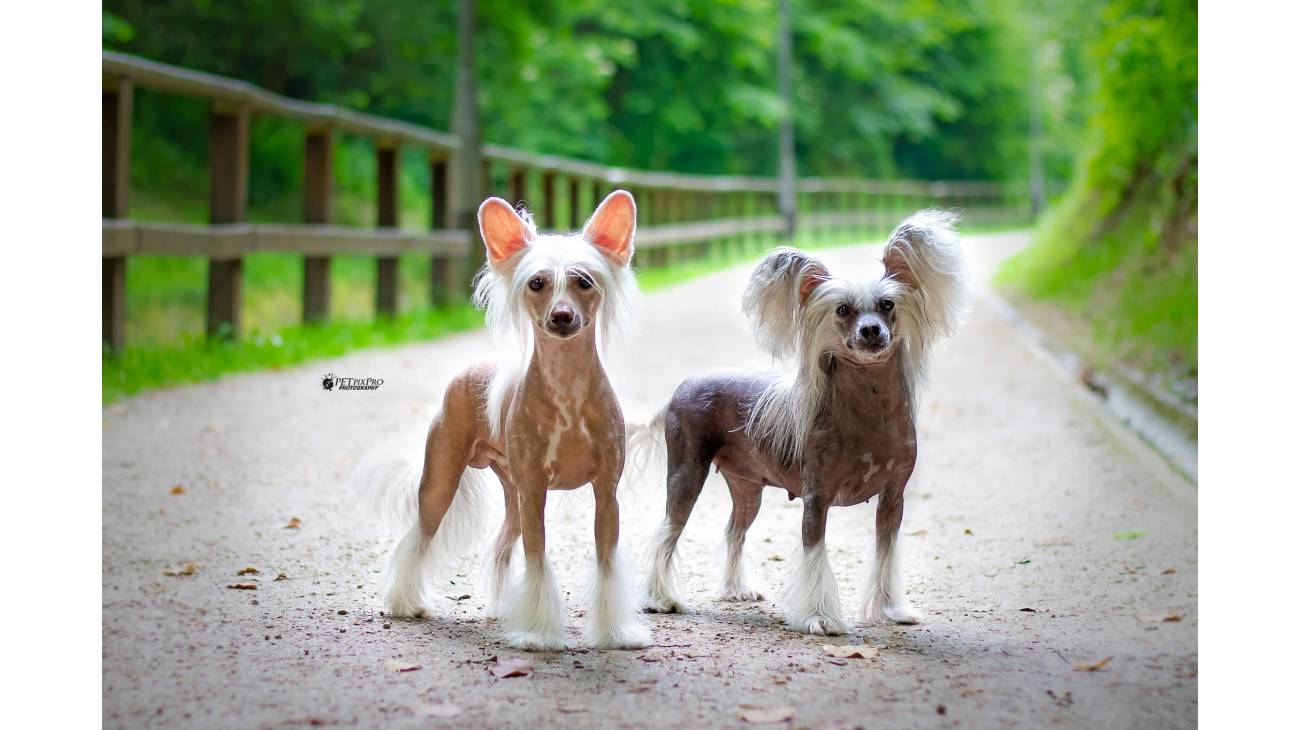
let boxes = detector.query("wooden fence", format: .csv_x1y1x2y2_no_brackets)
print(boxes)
102,50,1028,350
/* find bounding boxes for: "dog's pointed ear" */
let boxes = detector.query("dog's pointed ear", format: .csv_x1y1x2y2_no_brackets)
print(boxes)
798,260,830,304
743,247,831,359
582,190,636,267
479,197,533,267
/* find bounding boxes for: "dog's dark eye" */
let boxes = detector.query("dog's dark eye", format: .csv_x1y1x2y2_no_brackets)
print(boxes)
835,303,851,317
576,274,594,290
878,299,894,313
528,277,544,292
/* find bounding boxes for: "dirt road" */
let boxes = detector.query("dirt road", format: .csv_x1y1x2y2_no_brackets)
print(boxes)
102,232,1197,728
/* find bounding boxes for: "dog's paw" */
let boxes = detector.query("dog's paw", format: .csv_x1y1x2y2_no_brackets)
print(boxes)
790,612,848,636
862,600,923,626
592,621,652,650
384,599,428,619
504,630,567,652
718,588,765,603
642,596,686,614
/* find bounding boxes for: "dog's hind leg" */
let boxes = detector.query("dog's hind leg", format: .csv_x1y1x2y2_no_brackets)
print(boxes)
587,475,652,649
718,473,764,602
861,486,922,625
483,465,520,619
384,422,483,619
501,483,566,651
783,492,848,635
643,439,712,614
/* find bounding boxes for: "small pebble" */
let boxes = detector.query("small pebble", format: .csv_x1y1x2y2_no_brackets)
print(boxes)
383,623,391,629
338,609,348,615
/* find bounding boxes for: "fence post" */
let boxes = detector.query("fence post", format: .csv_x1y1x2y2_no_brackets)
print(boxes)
302,128,333,323
103,77,132,351
509,167,527,208
207,104,249,339
430,155,457,307
569,176,583,229
375,144,400,317
541,170,558,229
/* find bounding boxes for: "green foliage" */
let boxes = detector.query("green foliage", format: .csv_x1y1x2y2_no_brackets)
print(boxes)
999,0,1197,376
104,0,1054,187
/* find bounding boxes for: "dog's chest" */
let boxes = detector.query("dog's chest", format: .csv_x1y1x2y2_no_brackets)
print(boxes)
509,376,617,488
810,371,916,505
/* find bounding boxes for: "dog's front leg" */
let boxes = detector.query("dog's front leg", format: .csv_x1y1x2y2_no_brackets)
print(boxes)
861,486,922,625
586,476,651,649
500,482,566,651
783,491,848,635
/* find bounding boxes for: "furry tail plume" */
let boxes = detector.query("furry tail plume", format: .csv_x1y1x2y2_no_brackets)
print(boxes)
624,405,668,490
352,447,489,614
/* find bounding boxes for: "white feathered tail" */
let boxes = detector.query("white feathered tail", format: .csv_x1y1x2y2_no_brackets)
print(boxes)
352,447,490,617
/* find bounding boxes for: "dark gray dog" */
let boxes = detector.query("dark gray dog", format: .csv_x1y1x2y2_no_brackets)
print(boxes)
631,212,969,635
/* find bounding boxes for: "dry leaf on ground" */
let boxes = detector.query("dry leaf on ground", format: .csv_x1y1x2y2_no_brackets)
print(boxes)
285,517,303,529
384,658,421,673
738,705,795,723
163,563,199,577
1072,656,1111,671
274,572,288,581
237,567,260,576
822,644,880,659
169,485,186,495
489,658,532,678
227,583,258,590
1137,613,1183,623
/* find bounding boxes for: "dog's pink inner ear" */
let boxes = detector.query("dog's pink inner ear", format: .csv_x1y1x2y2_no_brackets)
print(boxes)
799,265,829,303
583,190,636,266
478,197,531,266
882,245,916,287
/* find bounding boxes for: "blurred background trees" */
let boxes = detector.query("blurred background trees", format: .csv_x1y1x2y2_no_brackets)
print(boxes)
102,0,1195,391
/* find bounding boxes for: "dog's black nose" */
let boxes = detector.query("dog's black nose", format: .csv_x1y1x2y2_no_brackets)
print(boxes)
859,323,882,339
550,307,574,326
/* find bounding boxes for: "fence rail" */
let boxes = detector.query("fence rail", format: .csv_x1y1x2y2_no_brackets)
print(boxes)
102,50,1029,350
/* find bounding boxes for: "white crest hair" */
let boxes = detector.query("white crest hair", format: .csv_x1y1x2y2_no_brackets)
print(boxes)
471,205,639,440
744,210,970,465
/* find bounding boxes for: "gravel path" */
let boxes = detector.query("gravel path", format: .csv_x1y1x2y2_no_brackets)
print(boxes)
102,232,1197,729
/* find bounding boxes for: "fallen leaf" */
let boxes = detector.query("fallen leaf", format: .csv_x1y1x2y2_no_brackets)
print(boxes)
768,555,784,562
1019,607,1039,613
227,583,258,590
1072,656,1112,672
384,658,421,673
963,528,974,536
1016,559,1031,565
237,567,260,576
169,485,186,495
414,702,460,718
163,562,199,577
285,517,303,529
489,658,532,678
738,705,795,724
1114,530,1146,541
274,572,288,581
822,644,880,659
1137,613,1183,623
771,675,790,685
1161,567,1177,575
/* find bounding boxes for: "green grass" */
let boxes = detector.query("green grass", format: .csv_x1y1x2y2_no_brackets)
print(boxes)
996,190,1197,378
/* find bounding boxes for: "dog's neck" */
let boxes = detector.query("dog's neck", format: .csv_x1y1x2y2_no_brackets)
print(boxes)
525,325,604,397
820,353,911,421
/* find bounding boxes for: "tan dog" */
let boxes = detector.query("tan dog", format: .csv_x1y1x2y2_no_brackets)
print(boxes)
356,191,649,650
